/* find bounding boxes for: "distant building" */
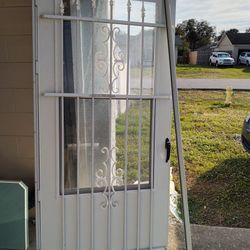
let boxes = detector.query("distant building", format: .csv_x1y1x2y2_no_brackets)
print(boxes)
215,33,250,60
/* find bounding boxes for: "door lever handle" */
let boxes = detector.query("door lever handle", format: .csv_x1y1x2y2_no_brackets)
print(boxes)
165,138,171,163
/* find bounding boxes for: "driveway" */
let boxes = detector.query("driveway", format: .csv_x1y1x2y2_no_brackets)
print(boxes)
168,214,250,250
177,78,250,90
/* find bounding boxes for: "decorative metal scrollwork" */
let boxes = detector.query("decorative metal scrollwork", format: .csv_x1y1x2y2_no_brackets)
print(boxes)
95,25,125,94
96,147,124,209
59,0,64,15
75,0,80,11
141,1,146,19
95,25,110,93
111,27,125,94
127,0,131,13
91,0,96,9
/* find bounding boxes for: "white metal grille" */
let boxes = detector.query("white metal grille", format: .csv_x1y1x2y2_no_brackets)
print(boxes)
41,0,171,249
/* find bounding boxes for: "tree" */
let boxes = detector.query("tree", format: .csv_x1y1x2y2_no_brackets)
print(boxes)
176,19,215,51
246,27,250,33
217,28,239,41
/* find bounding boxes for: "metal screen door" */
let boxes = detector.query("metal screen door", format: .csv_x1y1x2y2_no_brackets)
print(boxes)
35,0,173,249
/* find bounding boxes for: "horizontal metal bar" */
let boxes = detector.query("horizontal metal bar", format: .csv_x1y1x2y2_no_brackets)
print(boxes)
43,92,171,100
64,183,151,196
40,14,166,28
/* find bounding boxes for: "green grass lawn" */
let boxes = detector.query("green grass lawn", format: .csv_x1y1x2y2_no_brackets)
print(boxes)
116,90,250,228
176,64,250,79
172,90,250,228
116,100,151,184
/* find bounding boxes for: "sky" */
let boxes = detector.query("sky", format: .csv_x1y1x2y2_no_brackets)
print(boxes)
176,0,250,34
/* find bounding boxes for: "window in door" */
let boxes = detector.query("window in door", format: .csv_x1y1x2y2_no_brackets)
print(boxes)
60,0,164,194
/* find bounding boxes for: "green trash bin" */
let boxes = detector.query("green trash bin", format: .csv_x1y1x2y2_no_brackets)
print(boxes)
0,181,29,250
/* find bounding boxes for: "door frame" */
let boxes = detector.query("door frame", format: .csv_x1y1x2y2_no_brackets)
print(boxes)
32,1,173,249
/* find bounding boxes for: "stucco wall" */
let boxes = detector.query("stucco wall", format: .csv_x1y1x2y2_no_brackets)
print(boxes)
215,36,233,53
0,0,34,188
215,35,250,60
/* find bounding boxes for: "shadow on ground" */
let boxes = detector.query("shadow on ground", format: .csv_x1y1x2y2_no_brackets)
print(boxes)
188,157,250,228
243,67,250,73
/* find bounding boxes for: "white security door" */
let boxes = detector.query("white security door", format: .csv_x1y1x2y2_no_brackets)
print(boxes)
36,0,173,249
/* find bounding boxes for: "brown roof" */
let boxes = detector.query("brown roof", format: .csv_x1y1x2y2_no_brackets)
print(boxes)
227,33,250,45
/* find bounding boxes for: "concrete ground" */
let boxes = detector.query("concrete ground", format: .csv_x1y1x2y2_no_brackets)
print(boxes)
168,214,250,250
28,222,36,250
177,78,250,90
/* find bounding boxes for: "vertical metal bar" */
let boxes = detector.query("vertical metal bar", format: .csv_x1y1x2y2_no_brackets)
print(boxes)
163,0,192,249
91,97,95,250
91,3,96,250
149,99,155,250
137,2,145,249
75,2,81,250
124,1,131,250
59,1,66,249
150,14,158,249
76,96,80,250
54,0,60,201
108,1,114,249
33,0,41,248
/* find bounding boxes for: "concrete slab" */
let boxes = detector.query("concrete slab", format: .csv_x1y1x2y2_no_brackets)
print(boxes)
168,214,250,250
177,78,250,90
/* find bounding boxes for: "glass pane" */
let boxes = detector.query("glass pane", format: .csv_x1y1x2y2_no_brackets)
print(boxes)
113,0,129,21
63,15,158,96
130,26,142,95
112,24,128,95
63,0,109,19
63,0,164,24
116,100,152,186
63,98,77,191
94,0,110,20
144,1,157,24
93,22,111,94
79,99,93,189
64,21,130,95
143,27,155,95
62,98,152,193
63,20,94,94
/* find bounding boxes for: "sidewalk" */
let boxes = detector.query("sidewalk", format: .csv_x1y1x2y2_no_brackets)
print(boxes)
168,214,250,250
177,78,250,90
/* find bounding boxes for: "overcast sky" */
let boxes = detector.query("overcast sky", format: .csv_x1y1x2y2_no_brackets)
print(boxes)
176,0,250,34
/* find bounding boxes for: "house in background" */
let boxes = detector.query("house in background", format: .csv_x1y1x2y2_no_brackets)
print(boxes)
215,33,250,60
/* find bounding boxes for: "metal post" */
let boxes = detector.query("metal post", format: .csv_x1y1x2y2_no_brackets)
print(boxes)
163,0,192,249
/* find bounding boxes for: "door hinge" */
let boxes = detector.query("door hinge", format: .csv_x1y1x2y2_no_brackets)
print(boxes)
35,60,39,75
37,189,41,202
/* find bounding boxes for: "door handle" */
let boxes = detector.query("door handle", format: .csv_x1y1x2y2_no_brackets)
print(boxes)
165,138,171,163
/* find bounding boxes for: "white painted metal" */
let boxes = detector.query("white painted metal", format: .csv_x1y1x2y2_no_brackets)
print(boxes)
32,0,41,249
124,1,131,249
35,0,174,249
41,14,166,28
91,5,95,250
43,93,171,100
163,0,192,249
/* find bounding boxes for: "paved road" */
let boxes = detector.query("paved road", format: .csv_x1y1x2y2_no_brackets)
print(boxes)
131,78,250,90
177,78,250,90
